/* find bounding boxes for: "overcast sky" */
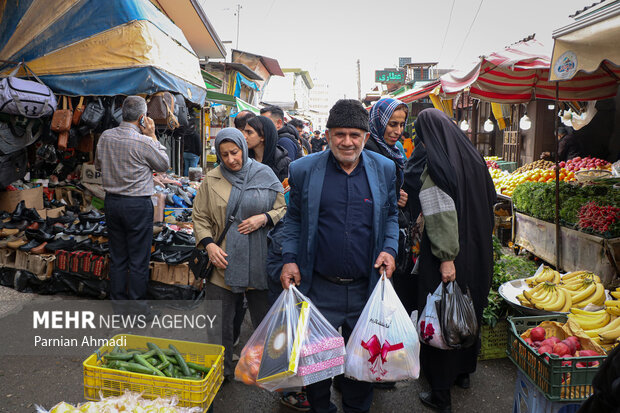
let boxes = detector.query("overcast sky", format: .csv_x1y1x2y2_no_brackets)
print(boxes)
201,0,590,106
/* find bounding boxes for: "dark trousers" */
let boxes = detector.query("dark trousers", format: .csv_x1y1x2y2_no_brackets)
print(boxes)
205,283,270,377
306,275,374,413
105,194,153,300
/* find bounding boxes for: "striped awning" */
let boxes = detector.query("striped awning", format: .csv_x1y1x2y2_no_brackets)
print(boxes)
0,0,208,104
394,80,441,103
439,38,620,103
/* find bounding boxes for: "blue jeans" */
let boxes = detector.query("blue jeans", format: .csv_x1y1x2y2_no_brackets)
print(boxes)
183,152,200,176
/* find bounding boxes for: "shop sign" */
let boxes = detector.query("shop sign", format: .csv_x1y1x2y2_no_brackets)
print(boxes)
375,70,405,83
553,51,578,80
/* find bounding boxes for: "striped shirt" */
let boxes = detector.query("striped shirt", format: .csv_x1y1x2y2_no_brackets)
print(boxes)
95,122,169,196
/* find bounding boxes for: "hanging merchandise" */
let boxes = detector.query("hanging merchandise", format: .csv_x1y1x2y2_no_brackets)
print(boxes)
236,286,346,391
0,63,57,118
81,98,105,130
72,97,85,126
174,94,189,128
0,117,41,154
345,274,420,382
419,283,451,350
147,92,179,130
439,281,479,349
51,96,73,151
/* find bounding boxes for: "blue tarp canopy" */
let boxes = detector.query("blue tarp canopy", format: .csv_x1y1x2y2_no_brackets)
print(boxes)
0,0,207,104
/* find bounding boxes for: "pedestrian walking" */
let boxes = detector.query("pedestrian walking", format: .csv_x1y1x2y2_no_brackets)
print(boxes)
192,128,286,380
260,105,303,160
95,96,169,300
244,116,291,182
279,99,399,413
408,108,495,413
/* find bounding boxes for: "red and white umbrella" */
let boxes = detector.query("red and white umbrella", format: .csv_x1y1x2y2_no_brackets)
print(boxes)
439,39,620,103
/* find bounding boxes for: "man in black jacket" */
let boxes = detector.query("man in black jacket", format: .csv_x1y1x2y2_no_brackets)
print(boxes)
289,118,311,156
260,105,302,160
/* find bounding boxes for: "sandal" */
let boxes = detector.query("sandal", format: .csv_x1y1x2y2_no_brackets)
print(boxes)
280,392,310,412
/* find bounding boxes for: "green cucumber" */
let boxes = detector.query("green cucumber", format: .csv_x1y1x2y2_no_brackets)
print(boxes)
169,344,190,376
133,354,165,376
186,362,211,374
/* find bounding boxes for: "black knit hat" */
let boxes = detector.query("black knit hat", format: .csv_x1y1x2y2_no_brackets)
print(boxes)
326,99,369,131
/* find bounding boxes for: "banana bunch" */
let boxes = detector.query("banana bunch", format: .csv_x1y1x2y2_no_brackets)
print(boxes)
568,308,611,333
597,315,620,344
606,290,620,317
525,266,561,287
559,273,606,309
517,282,572,312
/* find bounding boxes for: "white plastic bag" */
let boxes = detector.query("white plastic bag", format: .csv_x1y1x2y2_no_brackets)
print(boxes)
235,286,345,391
344,275,420,382
418,282,451,350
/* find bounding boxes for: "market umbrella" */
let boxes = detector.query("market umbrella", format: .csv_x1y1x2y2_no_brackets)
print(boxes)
0,0,207,104
439,38,620,103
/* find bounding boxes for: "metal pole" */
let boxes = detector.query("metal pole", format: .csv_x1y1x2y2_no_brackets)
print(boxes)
357,59,362,101
235,4,241,49
554,82,561,270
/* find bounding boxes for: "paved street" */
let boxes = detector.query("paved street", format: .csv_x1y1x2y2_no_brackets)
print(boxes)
0,285,521,413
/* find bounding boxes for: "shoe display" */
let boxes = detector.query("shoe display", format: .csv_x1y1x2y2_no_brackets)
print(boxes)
45,238,76,252
0,228,20,237
0,233,24,248
10,200,26,220
26,222,39,230
23,207,44,223
79,209,105,223
7,237,27,249
30,242,48,254
3,219,28,230
172,231,195,246
18,239,42,252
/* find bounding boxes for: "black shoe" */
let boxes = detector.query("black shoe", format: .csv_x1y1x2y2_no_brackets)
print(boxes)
172,231,195,246
11,200,26,220
48,213,76,225
19,238,42,252
153,227,172,243
455,373,470,389
74,239,94,251
419,391,452,413
24,208,44,223
90,242,109,255
374,381,396,390
79,209,105,223
63,222,80,235
45,238,76,252
4,219,28,230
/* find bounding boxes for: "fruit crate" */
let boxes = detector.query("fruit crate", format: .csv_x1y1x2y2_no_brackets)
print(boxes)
506,315,606,402
479,319,509,360
83,334,224,412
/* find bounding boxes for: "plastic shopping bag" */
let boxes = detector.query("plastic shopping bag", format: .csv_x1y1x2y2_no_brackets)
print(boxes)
440,281,478,349
418,283,451,350
344,275,420,382
235,286,345,391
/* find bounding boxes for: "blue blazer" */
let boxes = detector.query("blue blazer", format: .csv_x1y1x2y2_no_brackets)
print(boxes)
281,149,399,295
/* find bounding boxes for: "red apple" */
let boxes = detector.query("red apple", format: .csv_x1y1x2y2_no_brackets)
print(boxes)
541,338,557,348
533,340,543,348
578,350,599,357
530,327,546,342
561,340,576,355
553,342,570,357
548,337,561,345
524,337,534,346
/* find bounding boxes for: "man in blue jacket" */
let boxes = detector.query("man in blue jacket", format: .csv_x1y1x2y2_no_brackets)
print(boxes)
280,99,399,413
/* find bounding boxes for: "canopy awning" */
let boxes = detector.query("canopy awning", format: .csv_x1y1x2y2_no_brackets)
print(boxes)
206,91,236,106
550,1,620,81
393,80,440,103
235,97,260,114
439,38,620,103
0,0,207,104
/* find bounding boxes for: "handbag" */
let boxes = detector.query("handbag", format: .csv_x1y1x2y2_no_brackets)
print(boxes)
174,93,189,128
81,97,105,129
189,189,245,279
147,92,179,130
72,96,85,125
0,63,57,118
51,96,73,133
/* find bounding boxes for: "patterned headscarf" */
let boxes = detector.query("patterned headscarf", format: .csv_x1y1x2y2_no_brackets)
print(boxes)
369,98,408,171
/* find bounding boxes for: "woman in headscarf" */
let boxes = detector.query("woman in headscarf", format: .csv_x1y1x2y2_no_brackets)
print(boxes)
366,98,409,207
244,116,291,182
408,109,495,412
192,128,286,379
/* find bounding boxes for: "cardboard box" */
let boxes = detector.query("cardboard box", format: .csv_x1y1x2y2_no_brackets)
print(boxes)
150,262,195,285
0,186,44,212
15,250,29,270
81,163,102,184
26,254,55,279
0,248,15,267
35,206,66,219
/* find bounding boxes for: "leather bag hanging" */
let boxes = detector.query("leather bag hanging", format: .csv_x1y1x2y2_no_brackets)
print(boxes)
72,96,85,125
51,96,73,133
0,63,57,118
81,97,105,129
147,92,179,130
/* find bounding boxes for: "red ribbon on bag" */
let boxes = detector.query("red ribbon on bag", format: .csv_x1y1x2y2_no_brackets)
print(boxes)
361,335,404,364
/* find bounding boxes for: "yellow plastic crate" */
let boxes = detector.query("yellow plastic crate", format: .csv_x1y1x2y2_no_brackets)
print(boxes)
83,334,223,412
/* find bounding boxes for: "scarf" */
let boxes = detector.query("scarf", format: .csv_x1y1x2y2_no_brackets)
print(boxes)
369,98,408,180
215,128,283,292
253,116,279,168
